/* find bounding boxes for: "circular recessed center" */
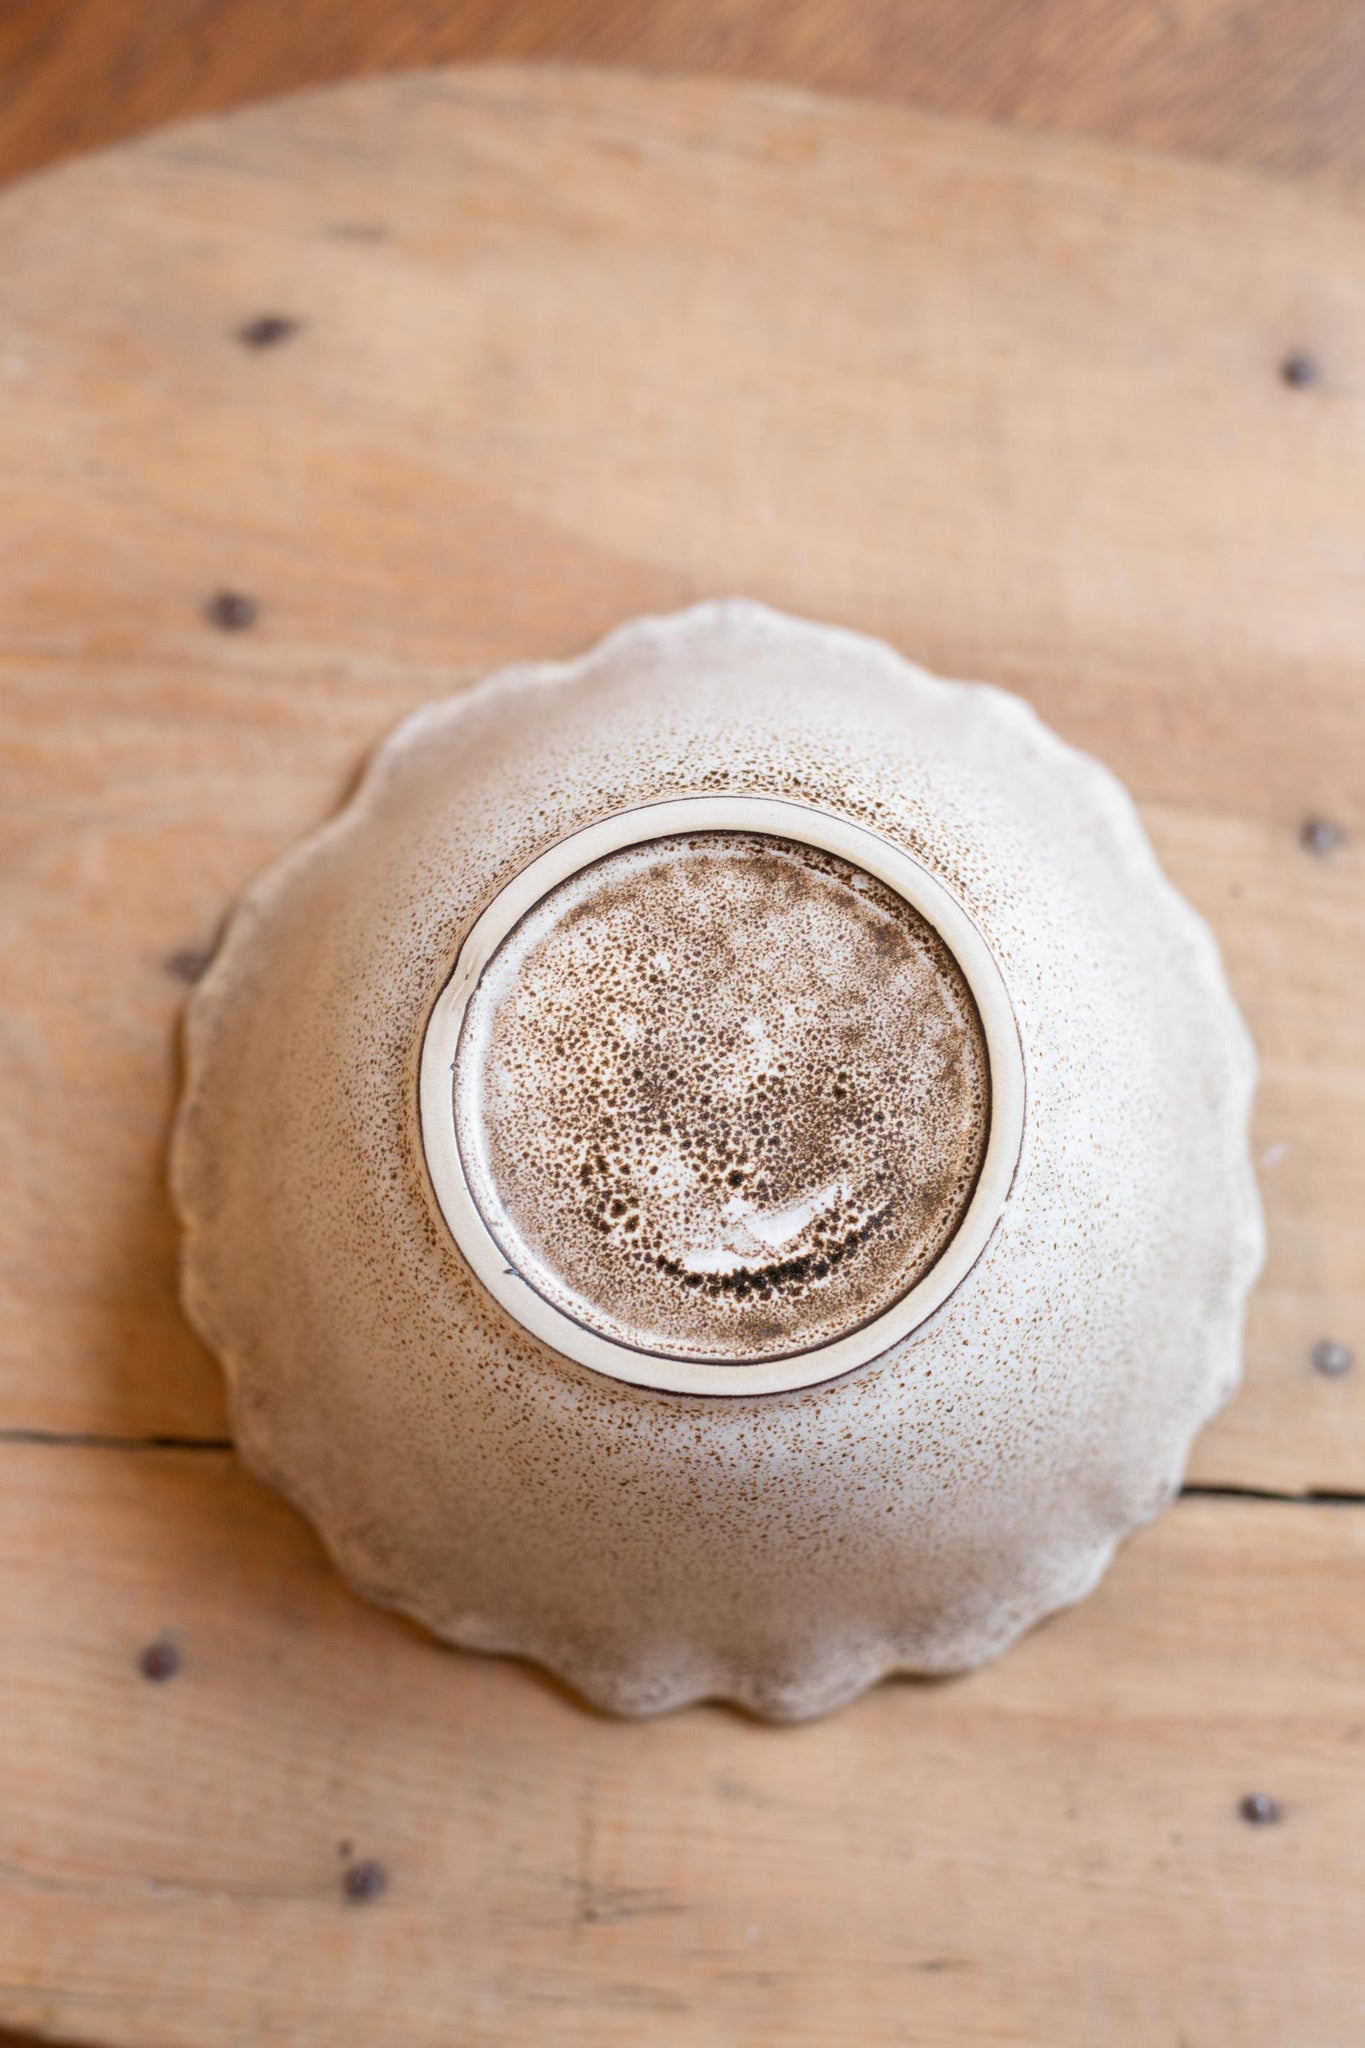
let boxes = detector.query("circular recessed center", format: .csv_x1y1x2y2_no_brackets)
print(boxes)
453,831,989,1365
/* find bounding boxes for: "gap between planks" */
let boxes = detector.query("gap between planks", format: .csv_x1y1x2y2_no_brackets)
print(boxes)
1,1428,1363,1508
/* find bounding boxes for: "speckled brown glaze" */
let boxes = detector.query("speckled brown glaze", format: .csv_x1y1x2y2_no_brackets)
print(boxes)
171,601,1262,1720
456,832,988,1363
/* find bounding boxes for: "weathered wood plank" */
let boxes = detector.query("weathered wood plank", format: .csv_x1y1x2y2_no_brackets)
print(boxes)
5,0,1365,199
1,1444,1362,2048
1,70,1364,2047
1,71,1361,1484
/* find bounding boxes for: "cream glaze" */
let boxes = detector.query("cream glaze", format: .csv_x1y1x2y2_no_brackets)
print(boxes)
172,601,1262,1719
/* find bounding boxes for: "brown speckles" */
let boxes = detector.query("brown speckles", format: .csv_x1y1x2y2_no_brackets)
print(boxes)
1299,816,1347,858
1238,1792,1282,1826
204,589,258,632
237,313,301,349
137,1635,181,1682
457,832,988,1363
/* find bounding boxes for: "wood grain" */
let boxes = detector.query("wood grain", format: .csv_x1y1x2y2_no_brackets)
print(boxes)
5,0,1365,199
2,66,1361,1487
2,1445,1364,2048
0,66,1363,2047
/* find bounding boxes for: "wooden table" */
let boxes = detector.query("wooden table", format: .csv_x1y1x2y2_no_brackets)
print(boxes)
6,0,1365,199
1,59,1363,2048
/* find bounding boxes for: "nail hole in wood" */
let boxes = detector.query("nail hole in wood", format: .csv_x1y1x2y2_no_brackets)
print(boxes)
1279,352,1319,388
1312,1338,1354,1378
137,1636,181,1683
341,1857,388,1904
1298,816,1346,857
237,314,300,349
165,946,212,984
1239,1792,1281,1825
205,590,259,632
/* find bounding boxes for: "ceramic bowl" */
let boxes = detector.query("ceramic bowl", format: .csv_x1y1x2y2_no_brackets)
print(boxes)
172,601,1262,1719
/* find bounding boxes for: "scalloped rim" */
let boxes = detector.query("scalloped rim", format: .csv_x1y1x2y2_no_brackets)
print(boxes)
171,599,1264,1718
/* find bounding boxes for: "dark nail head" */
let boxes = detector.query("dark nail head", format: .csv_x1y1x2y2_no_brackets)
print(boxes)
1239,1791,1281,1825
1299,816,1346,858
1280,353,1319,388
205,590,259,633
237,314,300,349
1312,1338,1354,1378
342,1857,388,1904
138,1636,181,1683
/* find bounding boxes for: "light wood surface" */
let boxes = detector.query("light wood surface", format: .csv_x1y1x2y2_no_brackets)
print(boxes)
0,66,1363,2046
4,1448,1365,2048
